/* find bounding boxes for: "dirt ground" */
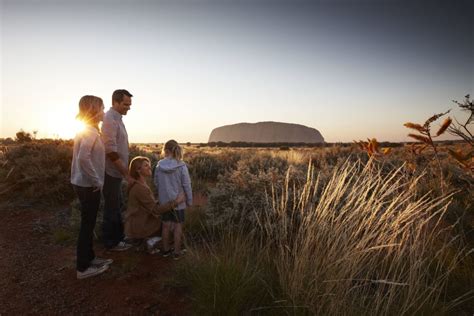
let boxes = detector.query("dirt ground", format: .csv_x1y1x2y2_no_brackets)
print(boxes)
0,205,194,315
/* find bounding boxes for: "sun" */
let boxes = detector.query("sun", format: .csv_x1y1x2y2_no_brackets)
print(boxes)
50,118,86,139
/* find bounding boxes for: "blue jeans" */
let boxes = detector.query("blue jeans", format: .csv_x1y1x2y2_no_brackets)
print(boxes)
102,173,124,249
73,185,100,272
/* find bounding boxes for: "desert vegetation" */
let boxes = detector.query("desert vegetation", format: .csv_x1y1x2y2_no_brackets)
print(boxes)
177,146,472,315
0,96,472,314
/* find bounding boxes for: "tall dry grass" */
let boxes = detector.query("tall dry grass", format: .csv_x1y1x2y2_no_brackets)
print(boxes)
179,159,473,315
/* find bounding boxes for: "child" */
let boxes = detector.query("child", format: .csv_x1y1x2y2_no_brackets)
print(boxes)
154,140,192,260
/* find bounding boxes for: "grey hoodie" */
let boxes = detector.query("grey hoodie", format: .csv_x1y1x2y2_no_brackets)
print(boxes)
154,157,192,210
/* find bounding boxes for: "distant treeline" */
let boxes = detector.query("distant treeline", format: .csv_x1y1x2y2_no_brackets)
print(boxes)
196,141,461,148
0,137,464,148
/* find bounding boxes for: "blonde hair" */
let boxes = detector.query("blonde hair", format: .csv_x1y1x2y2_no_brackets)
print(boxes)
129,156,151,180
76,95,103,125
163,139,183,161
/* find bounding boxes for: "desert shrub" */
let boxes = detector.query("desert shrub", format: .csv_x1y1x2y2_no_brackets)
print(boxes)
187,153,226,183
185,150,242,193
0,140,74,205
129,144,158,167
206,153,302,227
206,166,272,227
313,145,365,167
205,149,365,228
15,130,33,143
0,138,15,145
395,146,473,245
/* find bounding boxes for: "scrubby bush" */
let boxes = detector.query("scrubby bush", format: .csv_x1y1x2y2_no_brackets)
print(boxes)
206,153,307,227
187,153,227,183
0,140,74,205
129,144,158,166
15,130,33,143
0,138,15,145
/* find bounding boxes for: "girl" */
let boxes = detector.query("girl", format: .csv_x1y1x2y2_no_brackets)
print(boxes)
71,95,112,279
154,140,192,260
124,156,184,253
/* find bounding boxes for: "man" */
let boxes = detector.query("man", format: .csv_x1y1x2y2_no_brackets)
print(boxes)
101,89,134,251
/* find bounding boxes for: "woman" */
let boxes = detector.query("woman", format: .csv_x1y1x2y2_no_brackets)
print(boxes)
71,95,112,279
125,156,184,253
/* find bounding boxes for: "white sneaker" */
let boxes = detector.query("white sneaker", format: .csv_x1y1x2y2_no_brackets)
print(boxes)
146,236,162,248
109,241,132,252
77,264,109,279
147,248,161,255
91,257,113,267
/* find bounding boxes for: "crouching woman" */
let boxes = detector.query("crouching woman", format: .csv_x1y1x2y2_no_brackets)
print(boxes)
124,156,183,253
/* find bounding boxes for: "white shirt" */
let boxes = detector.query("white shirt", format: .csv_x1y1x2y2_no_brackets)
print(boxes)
101,108,129,179
71,125,105,188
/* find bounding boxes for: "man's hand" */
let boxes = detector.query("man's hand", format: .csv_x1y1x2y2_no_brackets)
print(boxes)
93,186,101,192
110,157,131,183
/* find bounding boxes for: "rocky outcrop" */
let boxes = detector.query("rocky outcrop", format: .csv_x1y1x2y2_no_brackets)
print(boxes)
208,121,325,143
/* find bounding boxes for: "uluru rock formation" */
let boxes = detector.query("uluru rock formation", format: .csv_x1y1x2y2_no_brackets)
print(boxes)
208,121,325,143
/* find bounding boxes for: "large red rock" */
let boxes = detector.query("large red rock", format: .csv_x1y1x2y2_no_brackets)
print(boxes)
208,121,324,143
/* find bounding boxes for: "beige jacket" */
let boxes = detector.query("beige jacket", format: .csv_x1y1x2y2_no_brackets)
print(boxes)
124,182,174,239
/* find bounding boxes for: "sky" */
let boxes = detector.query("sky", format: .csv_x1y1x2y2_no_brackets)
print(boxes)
1,0,473,143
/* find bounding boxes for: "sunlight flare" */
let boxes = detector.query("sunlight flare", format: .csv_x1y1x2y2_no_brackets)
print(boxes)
49,118,86,139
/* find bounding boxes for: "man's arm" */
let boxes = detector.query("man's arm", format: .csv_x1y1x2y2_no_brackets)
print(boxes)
107,153,128,177
102,116,133,182
108,154,134,183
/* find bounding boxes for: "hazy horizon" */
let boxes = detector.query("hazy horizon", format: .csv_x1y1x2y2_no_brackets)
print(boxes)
1,0,473,143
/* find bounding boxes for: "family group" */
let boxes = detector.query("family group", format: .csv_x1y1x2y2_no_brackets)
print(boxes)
70,90,192,279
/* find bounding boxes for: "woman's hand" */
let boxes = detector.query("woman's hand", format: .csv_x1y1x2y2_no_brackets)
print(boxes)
173,193,185,207
126,175,136,185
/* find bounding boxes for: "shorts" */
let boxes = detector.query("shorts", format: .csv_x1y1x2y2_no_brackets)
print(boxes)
162,209,185,223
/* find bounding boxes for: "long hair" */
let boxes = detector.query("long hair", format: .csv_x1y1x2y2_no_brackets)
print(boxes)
76,95,103,126
163,139,183,161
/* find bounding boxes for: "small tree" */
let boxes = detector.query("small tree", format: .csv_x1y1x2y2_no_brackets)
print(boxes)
15,130,33,143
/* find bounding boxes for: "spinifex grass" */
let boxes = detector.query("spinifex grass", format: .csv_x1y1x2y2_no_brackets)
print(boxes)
262,160,471,315
180,159,472,315
176,231,272,316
